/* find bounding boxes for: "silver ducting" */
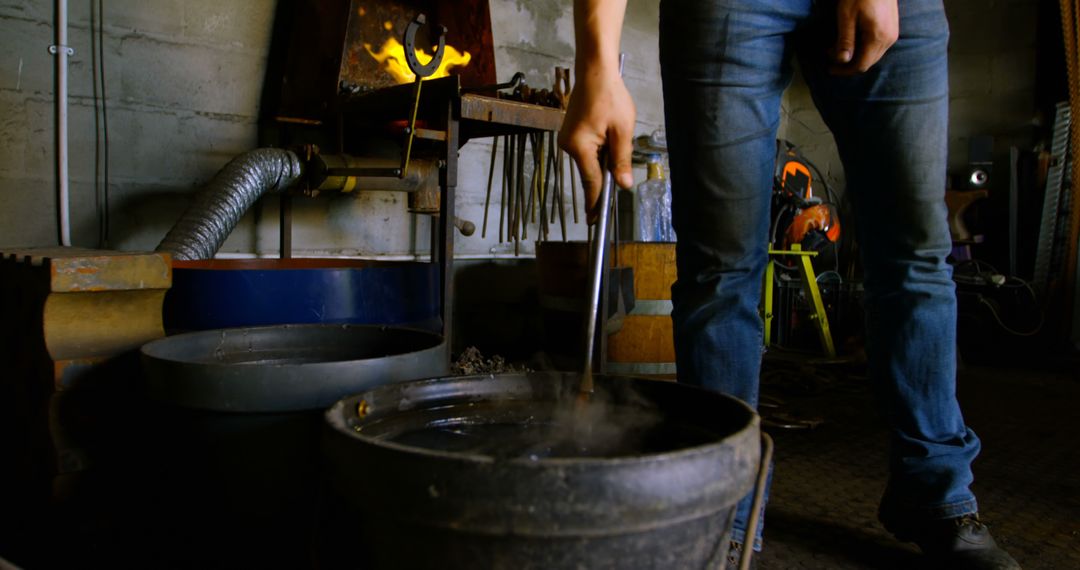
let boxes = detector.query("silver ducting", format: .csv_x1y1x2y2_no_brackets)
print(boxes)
157,148,303,261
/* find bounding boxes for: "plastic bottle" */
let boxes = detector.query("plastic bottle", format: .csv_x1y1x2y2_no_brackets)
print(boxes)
635,153,675,242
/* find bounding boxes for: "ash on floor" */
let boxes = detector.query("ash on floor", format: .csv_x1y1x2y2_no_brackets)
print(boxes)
451,346,531,375
754,353,1079,569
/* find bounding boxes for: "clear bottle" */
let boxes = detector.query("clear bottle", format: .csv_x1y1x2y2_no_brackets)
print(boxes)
635,153,675,242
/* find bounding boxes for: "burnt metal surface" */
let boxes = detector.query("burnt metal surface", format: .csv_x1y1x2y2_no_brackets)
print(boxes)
0,248,171,379
338,0,495,93
141,324,448,412
323,372,760,569
340,76,564,145
265,0,496,121
459,93,565,138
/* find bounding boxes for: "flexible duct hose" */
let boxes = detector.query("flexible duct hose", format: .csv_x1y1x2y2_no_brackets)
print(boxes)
157,148,304,260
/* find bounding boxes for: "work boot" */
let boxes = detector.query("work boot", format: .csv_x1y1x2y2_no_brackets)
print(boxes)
885,513,1021,570
724,540,757,570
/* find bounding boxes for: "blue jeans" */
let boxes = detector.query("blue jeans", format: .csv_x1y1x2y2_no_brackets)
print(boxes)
659,0,981,549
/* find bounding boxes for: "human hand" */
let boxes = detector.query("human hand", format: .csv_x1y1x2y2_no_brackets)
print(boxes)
557,66,636,222
830,0,899,75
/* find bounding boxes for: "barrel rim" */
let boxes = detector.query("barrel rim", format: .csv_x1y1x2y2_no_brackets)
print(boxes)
171,257,433,271
141,324,449,412
325,371,759,467
141,323,443,364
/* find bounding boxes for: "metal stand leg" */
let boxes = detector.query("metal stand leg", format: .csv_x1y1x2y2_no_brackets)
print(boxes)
765,246,836,357
763,260,775,348
438,101,459,359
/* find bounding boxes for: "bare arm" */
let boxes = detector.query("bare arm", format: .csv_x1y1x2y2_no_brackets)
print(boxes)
831,0,899,74
557,0,636,220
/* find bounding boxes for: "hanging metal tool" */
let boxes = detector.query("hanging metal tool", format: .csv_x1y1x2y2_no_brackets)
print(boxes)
400,14,447,179
552,67,580,224
482,137,499,239
461,72,526,95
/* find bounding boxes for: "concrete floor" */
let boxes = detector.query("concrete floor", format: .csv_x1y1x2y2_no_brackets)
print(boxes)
753,353,1080,569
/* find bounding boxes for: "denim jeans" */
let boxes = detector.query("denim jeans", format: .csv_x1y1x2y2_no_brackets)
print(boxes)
658,0,981,549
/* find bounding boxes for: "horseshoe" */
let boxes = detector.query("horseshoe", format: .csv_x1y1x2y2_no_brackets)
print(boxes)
403,14,447,79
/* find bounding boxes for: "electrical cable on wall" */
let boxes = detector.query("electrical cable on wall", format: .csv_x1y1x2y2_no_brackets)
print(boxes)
92,0,110,248
92,0,102,247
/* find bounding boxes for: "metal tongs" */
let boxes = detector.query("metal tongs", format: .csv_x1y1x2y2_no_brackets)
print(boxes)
572,55,768,570
579,55,625,400
579,159,616,398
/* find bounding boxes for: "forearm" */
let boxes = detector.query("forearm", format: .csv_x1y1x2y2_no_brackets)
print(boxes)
560,0,636,208
573,0,628,77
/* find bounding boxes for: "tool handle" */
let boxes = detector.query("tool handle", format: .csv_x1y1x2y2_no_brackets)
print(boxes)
581,169,615,394
580,54,625,395
738,432,774,570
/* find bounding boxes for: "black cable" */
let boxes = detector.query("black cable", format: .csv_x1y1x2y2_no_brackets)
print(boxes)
99,0,110,248
800,152,839,207
91,0,102,247
952,259,1045,336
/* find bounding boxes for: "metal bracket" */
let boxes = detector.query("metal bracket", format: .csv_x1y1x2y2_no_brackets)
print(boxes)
48,45,74,56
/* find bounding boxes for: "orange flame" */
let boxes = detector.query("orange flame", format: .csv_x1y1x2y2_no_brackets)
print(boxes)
364,38,471,84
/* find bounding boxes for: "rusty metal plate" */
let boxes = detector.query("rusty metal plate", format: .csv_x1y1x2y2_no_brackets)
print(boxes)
459,94,565,134
1,248,172,292
339,0,496,92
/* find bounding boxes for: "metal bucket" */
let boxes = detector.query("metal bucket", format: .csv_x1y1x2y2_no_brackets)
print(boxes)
141,323,447,412
323,372,760,569
134,324,448,567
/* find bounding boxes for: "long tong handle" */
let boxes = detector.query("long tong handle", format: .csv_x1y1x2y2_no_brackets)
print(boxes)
580,54,626,396
580,167,616,395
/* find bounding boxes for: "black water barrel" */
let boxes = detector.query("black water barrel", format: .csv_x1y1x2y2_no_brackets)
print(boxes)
323,372,759,569
134,324,448,568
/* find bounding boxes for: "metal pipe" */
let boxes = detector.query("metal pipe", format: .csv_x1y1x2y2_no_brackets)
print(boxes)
738,433,774,570
53,0,71,246
157,148,303,261
580,169,615,395
316,156,437,193
580,54,625,395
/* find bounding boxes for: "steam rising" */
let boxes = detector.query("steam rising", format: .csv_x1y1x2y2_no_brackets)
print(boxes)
538,382,664,459
384,376,714,460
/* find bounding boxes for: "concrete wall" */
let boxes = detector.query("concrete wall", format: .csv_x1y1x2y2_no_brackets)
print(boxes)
0,0,1041,257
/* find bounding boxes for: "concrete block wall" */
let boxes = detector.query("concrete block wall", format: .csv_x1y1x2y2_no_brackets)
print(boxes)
0,0,275,251
0,0,1042,259
946,0,1040,175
